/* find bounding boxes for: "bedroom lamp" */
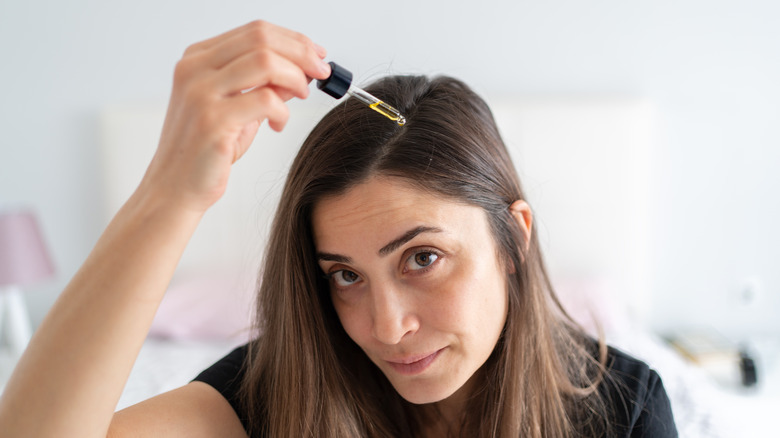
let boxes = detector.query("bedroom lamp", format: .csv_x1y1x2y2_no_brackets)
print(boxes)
0,209,55,357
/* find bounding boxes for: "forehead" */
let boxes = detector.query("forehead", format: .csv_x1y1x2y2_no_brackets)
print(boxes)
311,177,484,248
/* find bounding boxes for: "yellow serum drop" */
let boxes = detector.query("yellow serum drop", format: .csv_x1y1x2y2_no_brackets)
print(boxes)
317,61,407,126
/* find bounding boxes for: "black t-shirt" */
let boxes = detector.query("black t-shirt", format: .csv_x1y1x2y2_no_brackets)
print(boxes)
194,343,677,437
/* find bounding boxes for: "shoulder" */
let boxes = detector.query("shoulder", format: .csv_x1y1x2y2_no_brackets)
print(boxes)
109,345,252,437
600,344,678,437
192,344,252,428
194,344,249,393
109,382,247,437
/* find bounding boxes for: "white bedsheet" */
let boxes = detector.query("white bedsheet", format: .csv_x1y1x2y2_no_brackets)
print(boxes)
608,330,779,437
117,338,241,410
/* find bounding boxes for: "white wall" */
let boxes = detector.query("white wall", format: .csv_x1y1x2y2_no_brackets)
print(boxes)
1,0,779,338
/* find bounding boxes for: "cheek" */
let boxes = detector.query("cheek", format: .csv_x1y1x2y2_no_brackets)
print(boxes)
478,270,509,331
331,295,370,345
433,257,508,334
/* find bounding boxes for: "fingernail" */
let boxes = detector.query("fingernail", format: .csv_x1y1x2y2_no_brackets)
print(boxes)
320,60,331,76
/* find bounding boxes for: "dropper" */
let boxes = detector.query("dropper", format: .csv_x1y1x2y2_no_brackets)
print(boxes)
316,62,406,126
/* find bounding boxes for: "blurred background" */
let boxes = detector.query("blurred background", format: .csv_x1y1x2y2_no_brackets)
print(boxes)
1,1,779,430
3,0,778,337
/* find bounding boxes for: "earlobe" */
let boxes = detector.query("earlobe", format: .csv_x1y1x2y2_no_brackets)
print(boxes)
508,200,533,251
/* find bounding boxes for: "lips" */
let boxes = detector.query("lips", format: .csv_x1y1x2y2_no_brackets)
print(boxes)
385,348,445,375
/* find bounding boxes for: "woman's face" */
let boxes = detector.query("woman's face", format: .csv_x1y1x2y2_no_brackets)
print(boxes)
312,176,509,405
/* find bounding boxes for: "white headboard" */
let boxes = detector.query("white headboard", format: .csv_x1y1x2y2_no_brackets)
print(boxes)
98,94,338,277
489,96,654,323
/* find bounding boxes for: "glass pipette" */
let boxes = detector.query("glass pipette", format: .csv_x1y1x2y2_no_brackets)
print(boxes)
317,62,406,126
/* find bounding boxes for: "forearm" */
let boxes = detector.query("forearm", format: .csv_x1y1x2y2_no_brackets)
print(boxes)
0,189,203,437
0,20,330,437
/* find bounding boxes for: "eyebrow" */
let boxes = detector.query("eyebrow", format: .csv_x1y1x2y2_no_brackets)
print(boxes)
378,226,442,256
316,225,443,263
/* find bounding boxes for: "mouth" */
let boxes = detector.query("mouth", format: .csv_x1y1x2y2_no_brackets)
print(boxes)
385,348,445,376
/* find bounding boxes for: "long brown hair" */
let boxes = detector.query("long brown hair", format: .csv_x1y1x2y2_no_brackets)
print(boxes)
241,75,610,437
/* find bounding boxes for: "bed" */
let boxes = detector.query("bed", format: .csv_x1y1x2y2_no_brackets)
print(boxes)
101,93,771,436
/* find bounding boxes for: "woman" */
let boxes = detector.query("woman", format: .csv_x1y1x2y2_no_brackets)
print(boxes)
0,21,676,437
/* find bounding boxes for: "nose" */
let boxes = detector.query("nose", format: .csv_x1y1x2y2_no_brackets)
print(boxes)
370,281,419,345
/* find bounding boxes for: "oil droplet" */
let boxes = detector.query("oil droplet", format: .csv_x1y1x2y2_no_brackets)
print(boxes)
369,101,406,126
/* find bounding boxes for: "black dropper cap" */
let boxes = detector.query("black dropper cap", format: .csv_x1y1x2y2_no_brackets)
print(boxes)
316,62,352,99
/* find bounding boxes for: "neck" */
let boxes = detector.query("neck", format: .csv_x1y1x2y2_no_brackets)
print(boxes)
417,371,478,437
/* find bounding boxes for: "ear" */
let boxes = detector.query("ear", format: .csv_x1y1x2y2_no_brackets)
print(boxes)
509,200,533,251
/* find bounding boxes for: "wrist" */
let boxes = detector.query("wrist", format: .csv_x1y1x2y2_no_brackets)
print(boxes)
135,157,230,216
132,174,214,217
113,185,206,250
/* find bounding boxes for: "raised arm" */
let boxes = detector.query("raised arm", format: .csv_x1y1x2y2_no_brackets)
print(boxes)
0,20,329,437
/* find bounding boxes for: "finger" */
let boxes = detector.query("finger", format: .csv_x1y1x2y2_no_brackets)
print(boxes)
182,20,260,57
255,88,290,132
215,86,290,134
181,19,316,57
202,21,330,80
311,42,327,58
216,49,310,99
267,84,298,103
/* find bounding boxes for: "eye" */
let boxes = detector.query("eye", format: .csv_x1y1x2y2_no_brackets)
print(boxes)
328,269,361,288
405,250,439,272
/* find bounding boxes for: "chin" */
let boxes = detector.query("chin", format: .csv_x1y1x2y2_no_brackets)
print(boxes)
387,375,462,405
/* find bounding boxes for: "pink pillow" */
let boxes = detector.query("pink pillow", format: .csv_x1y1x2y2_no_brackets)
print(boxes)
551,276,631,336
149,270,257,342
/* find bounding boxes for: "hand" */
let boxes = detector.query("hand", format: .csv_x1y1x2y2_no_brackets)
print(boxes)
140,20,330,213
